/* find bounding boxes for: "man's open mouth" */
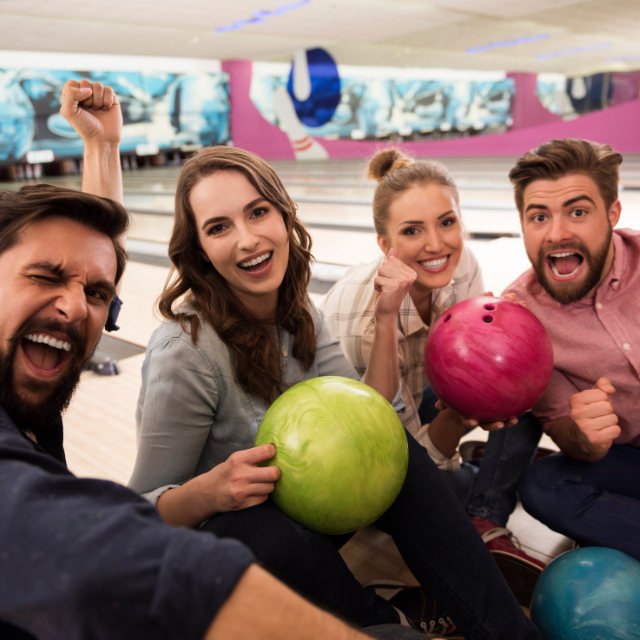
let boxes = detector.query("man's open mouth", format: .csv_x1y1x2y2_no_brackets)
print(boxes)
238,251,273,273
547,251,584,279
21,333,74,373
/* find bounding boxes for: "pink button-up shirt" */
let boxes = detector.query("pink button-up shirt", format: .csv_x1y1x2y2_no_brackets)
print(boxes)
504,229,640,447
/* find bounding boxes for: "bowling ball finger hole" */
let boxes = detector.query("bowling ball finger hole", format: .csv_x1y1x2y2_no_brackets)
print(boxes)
483,315,494,323
484,304,496,311
443,314,452,323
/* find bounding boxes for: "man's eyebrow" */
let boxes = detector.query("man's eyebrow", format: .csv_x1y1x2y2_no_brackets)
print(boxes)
525,195,597,214
26,262,116,298
89,279,117,299
563,195,596,208
524,203,549,213
25,261,64,275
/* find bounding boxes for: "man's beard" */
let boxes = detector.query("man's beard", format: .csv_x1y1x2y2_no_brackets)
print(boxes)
0,318,93,436
531,224,612,305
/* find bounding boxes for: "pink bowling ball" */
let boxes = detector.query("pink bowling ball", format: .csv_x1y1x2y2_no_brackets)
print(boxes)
424,296,553,422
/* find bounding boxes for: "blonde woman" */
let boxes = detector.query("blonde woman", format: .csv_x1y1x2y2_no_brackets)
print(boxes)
323,149,546,598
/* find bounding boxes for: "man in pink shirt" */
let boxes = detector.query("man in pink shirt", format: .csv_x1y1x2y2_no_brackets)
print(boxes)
503,138,639,561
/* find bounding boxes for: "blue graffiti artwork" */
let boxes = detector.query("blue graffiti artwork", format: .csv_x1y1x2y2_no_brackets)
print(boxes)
287,48,341,127
0,71,35,161
254,63,514,140
0,69,230,163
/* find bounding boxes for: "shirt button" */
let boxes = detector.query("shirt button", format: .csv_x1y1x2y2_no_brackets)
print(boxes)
623,343,631,351
596,302,603,310
282,350,288,357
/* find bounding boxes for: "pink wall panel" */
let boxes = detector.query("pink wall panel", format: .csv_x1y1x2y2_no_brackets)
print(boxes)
221,60,295,160
507,73,562,130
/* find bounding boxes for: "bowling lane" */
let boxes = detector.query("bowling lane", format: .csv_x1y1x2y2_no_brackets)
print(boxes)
125,194,523,240
129,212,174,245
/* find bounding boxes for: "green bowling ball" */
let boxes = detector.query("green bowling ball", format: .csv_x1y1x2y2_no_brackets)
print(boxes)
255,376,408,535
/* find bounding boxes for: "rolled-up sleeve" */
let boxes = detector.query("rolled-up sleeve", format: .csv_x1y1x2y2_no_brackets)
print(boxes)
414,424,461,471
0,434,254,640
532,368,578,432
129,335,219,504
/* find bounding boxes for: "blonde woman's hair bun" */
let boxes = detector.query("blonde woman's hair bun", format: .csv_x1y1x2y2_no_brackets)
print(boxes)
367,148,414,183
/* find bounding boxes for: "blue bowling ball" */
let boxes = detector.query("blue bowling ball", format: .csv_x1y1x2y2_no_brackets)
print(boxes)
531,547,640,639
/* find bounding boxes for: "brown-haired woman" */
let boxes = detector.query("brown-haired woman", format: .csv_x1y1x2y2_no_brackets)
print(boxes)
73,135,539,636
323,148,546,583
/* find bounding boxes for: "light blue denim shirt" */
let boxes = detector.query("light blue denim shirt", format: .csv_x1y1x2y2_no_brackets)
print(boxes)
128,304,404,506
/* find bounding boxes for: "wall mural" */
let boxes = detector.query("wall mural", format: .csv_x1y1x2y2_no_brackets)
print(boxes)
536,70,640,118
0,69,230,164
251,49,514,159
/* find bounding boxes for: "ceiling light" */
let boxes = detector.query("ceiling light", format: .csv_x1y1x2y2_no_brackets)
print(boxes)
536,43,611,61
466,34,548,55
216,0,310,34
606,55,640,63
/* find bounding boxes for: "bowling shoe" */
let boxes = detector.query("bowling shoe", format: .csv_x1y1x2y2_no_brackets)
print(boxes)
364,581,462,638
470,516,546,606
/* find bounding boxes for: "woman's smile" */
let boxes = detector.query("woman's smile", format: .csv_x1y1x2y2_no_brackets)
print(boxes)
237,250,275,276
417,254,451,273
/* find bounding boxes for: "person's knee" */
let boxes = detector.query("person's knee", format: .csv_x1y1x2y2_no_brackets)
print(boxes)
205,502,321,569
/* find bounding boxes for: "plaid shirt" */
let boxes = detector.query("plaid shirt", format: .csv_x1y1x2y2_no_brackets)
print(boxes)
322,245,484,435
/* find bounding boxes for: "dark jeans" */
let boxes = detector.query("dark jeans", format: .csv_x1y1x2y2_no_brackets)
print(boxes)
202,430,541,640
418,386,543,528
519,444,640,562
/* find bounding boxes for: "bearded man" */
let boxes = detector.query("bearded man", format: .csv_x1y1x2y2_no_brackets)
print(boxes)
503,138,640,561
0,77,431,639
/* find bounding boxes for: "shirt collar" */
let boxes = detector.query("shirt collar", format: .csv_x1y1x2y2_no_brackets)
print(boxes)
398,279,459,336
0,405,66,465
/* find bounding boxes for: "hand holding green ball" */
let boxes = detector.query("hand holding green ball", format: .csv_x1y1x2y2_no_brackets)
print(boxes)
255,376,409,535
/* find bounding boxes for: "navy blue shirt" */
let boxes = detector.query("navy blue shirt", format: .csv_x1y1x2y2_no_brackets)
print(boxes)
0,406,254,640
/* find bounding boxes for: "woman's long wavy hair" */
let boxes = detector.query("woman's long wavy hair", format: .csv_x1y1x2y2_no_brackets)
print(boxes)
158,146,317,405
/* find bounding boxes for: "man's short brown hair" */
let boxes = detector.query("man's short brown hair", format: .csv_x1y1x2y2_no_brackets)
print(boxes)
0,184,128,284
509,139,622,216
